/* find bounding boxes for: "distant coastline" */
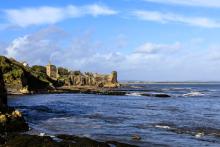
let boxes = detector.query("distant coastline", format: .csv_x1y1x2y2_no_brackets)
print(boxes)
121,81,220,85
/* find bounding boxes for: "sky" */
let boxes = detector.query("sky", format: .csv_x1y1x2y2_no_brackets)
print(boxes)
0,0,220,81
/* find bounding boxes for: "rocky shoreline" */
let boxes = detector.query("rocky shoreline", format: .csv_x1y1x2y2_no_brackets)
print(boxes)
1,133,138,147
0,67,139,146
8,85,172,98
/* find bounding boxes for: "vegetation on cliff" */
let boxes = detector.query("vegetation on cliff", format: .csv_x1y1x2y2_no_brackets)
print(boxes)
0,55,119,94
0,66,29,137
0,56,57,93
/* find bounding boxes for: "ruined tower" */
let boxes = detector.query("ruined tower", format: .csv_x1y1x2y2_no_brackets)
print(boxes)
46,63,58,80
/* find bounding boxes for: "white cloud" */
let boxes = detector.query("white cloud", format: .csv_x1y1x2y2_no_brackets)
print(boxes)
133,10,220,28
3,26,220,81
6,35,29,57
5,26,67,64
144,0,220,8
84,4,117,17
4,4,117,27
134,42,181,54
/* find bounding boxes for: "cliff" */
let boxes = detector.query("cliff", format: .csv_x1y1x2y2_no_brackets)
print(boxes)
0,55,120,94
0,56,56,94
0,67,29,134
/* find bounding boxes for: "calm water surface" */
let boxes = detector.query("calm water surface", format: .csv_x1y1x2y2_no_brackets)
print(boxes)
8,84,220,147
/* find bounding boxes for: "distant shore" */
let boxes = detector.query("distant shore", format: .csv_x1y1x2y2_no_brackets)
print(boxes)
121,81,220,85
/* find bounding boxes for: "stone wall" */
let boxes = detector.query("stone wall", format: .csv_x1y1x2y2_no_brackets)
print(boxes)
0,68,7,107
63,71,119,88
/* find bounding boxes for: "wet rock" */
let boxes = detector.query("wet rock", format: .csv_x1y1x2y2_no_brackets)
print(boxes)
106,141,138,147
99,91,126,96
141,93,171,98
1,134,139,147
0,114,7,123
4,134,59,147
57,134,110,147
0,69,7,106
131,134,142,141
11,110,22,118
81,90,126,96
154,123,220,139
0,136,6,145
0,108,29,133
153,94,171,98
57,134,138,147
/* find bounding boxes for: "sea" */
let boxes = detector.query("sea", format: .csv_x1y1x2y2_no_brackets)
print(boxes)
8,84,220,147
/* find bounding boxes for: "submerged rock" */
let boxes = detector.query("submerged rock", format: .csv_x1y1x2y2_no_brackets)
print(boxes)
154,122,220,139
131,134,142,141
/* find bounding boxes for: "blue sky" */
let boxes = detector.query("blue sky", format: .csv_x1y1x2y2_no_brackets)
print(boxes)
1,0,220,81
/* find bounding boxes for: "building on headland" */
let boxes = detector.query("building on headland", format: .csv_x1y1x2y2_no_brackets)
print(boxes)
66,70,119,88
46,63,59,80
45,62,119,87
21,61,29,67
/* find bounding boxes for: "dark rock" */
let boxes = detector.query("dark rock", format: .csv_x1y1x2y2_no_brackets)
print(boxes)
0,69,29,133
4,134,59,147
0,108,29,133
0,69,7,106
0,135,6,145
2,134,138,147
57,134,110,147
99,91,126,96
131,134,142,141
141,93,171,98
153,94,171,98
154,123,220,138
106,141,138,147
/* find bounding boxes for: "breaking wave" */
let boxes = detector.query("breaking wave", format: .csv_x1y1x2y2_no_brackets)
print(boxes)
125,92,142,97
182,91,205,97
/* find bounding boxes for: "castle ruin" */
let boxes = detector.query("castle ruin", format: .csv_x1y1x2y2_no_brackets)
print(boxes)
45,63,119,88
46,63,58,80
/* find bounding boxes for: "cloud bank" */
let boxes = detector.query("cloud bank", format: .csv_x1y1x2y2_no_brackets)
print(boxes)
3,26,220,81
144,0,220,8
4,4,117,27
2,3,220,29
133,10,220,28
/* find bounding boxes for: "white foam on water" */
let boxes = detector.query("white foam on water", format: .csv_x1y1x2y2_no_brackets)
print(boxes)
155,125,171,129
163,88,192,91
183,91,205,97
39,132,45,136
83,134,92,138
126,92,142,97
195,132,204,138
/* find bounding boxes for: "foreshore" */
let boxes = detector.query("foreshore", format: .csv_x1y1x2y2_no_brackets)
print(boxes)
7,86,127,96
1,132,138,147
7,85,172,98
